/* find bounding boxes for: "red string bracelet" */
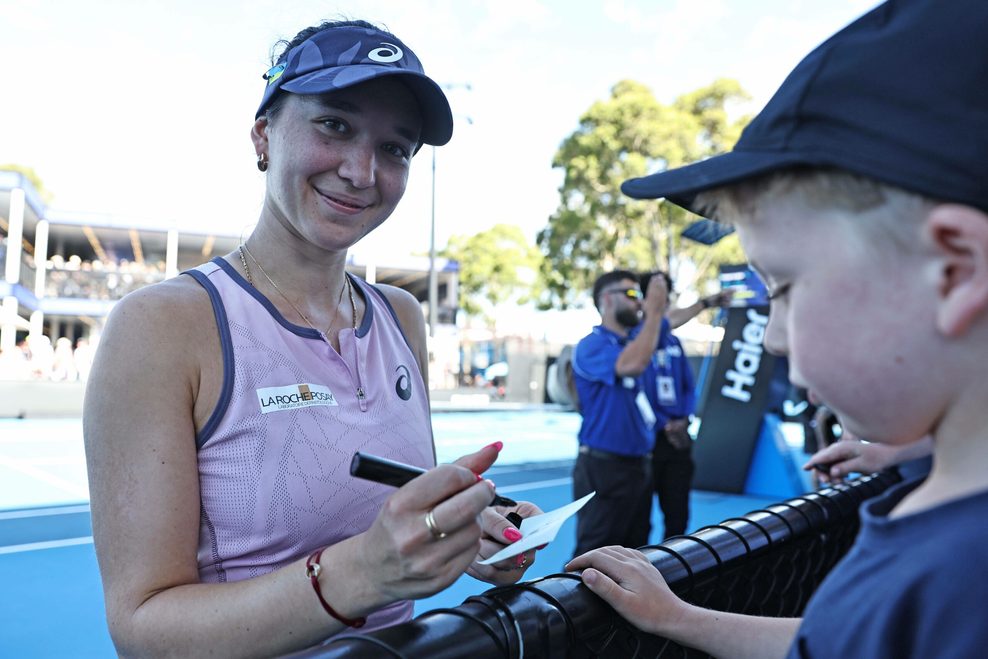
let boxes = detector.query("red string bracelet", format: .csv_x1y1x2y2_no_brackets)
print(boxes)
305,547,366,628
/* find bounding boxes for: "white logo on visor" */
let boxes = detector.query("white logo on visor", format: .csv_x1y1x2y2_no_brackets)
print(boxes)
369,42,403,63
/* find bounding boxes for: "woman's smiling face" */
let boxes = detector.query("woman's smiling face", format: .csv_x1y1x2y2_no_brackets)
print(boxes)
253,77,423,252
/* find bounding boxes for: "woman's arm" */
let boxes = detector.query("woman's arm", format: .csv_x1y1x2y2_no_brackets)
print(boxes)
85,280,348,656
85,280,501,657
374,283,546,584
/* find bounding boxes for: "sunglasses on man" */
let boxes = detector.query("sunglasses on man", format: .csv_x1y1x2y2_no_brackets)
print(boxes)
604,288,643,301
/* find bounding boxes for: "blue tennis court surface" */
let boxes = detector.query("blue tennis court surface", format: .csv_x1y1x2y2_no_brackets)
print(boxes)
0,412,782,657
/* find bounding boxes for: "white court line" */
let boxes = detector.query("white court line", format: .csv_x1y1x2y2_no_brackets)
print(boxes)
0,536,93,555
14,456,82,466
0,454,90,499
0,436,83,445
0,504,89,520
0,481,574,553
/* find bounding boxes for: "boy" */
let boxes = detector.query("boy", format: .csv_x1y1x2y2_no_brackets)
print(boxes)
567,1,988,656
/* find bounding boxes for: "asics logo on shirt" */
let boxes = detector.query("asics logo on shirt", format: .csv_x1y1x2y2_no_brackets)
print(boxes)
395,365,413,401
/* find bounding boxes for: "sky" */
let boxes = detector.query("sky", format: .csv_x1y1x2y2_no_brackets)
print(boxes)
1,0,881,266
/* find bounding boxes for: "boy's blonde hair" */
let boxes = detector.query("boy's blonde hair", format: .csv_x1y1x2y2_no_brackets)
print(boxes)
695,167,937,247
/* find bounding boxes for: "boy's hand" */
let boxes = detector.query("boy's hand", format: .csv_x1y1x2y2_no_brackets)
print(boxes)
804,436,933,482
566,546,689,637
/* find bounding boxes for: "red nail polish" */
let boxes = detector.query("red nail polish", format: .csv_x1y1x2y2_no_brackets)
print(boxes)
514,553,526,568
473,471,483,482
485,441,503,452
503,527,522,542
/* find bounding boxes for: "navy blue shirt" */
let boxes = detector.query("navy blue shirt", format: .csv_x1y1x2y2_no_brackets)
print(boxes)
789,477,988,658
641,320,696,425
572,325,654,457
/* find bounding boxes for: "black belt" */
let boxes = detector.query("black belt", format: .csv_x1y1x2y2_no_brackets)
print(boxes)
579,446,651,462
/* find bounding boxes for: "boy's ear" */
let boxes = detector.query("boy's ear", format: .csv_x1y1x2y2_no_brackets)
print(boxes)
928,204,988,337
250,117,269,155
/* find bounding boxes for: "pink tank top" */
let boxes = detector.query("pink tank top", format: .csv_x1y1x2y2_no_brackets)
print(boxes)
185,258,434,632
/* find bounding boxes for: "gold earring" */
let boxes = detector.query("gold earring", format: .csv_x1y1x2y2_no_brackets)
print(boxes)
257,153,269,172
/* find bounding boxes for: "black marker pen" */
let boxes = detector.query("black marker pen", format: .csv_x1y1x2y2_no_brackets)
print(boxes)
350,452,518,508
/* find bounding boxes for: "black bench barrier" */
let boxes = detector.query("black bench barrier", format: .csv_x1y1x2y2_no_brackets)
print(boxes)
296,471,900,658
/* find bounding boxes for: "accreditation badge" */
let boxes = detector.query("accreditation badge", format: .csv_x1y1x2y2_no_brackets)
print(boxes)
657,375,677,406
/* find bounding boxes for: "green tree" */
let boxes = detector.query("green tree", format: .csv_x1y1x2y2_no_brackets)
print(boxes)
536,79,750,308
441,223,543,328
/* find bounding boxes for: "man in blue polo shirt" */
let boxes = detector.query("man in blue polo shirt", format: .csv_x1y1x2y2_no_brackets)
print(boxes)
640,271,700,539
571,270,668,557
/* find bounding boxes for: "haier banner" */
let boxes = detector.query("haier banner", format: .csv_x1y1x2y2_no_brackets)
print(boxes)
692,265,778,493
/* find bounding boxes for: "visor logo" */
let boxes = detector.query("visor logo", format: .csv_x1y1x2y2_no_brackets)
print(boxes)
368,42,403,63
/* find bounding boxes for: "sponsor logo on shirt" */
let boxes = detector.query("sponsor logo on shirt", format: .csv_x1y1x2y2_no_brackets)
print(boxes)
257,383,338,413
395,365,413,401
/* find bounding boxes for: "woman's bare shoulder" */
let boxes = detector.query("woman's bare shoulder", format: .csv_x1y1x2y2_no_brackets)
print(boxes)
100,273,216,358
372,283,422,319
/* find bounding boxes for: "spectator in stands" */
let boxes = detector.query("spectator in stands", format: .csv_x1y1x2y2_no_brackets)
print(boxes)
73,337,94,382
25,334,54,379
0,339,30,380
570,270,668,558
51,336,77,381
568,1,988,656
84,20,539,657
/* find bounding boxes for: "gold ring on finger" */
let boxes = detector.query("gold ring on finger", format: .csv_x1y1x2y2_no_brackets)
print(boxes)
425,509,447,540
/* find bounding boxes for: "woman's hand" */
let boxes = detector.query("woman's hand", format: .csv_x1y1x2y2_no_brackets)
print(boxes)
467,501,544,584
345,442,511,608
566,546,689,637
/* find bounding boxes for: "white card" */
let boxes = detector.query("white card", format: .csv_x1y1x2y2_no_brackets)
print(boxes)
477,491,596,565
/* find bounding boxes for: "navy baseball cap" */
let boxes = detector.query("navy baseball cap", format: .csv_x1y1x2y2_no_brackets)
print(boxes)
256,26,453,146
622,0,988,216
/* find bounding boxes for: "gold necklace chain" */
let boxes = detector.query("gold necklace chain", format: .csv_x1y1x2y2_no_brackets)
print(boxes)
238,244,356,336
